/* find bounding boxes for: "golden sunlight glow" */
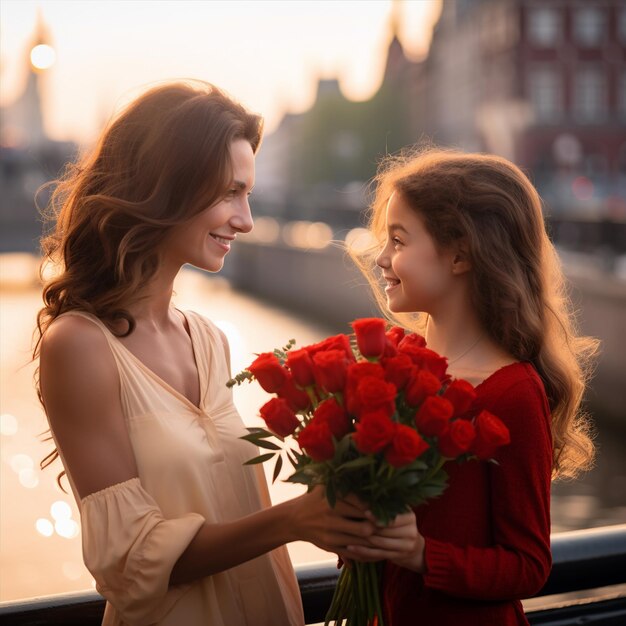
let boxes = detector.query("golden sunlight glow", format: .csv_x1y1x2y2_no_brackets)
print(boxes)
345,227,377,253
0,413,18,436
35,518,54,537
50,500,72,521
30,43,56,70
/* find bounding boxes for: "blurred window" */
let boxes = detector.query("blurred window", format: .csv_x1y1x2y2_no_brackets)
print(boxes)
573,8,605,47
528,8,561,47
529,66,562,122
574,67,607,122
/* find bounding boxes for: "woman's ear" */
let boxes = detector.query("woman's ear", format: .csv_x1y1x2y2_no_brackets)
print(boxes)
451,242,471,275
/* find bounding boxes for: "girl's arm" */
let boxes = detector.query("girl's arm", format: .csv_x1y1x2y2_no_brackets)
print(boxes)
348,374,553,601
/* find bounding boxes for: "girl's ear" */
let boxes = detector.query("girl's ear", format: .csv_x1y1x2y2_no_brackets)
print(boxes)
451,242,471,275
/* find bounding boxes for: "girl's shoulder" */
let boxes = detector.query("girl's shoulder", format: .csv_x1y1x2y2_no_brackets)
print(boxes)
476,361,550,418
42,312,112,363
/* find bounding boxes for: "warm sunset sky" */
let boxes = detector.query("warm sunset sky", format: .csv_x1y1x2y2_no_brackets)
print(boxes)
0,0,442,144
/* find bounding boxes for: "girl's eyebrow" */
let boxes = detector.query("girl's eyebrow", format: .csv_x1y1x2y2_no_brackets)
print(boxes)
388,223,409,233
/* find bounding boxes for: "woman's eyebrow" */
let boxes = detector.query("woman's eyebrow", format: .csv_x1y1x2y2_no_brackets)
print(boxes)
388,223,409,233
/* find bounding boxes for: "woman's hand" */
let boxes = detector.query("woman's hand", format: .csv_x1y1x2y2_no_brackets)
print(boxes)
344,509,426,573
288,487,376,553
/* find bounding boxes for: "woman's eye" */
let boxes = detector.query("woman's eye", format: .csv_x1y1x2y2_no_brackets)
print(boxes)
392,237,402,246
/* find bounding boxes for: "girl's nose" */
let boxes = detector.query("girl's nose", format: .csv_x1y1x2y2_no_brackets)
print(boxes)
376,245,389,269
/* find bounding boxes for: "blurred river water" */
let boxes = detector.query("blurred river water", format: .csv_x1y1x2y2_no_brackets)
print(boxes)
1,254,625,603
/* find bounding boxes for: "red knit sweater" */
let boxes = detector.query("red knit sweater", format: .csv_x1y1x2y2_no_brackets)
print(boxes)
382,362,553,626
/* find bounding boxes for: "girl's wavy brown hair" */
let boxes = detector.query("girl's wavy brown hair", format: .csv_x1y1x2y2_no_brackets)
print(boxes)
351,147,597,479
34,80,263,476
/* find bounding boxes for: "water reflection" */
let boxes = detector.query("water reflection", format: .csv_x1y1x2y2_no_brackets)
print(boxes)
1,254,625,603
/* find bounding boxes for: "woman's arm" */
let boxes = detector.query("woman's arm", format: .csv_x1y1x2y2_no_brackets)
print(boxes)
41,317,376,587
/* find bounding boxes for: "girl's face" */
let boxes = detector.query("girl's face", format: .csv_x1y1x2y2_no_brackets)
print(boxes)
163,139,255,273
375,191,457,314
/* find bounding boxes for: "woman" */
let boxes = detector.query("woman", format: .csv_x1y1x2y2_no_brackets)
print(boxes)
35,81,377,626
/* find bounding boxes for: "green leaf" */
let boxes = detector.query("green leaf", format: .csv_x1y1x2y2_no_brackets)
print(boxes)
253,439,282,451
338,456,376,472
272,455,283,483
243,453,275,465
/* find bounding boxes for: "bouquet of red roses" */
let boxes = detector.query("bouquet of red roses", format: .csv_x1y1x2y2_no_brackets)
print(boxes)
228,318,510,626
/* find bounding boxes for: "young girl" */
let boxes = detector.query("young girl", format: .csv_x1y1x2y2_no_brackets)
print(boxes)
346,148,597,625
34,81,379,626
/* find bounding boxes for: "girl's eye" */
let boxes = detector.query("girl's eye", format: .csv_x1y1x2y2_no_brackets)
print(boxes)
392,236,403,246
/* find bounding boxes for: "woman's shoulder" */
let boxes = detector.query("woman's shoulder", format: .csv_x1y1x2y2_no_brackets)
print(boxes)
41,313,114,371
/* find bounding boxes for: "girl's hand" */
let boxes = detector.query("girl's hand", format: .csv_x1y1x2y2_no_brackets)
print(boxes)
344,510,426,572
288,487,376,553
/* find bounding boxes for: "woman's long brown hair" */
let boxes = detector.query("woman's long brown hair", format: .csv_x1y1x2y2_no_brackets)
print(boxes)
351,147,597,479
35,81,263,478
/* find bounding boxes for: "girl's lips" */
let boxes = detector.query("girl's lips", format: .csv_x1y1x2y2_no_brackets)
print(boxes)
384,277,400,293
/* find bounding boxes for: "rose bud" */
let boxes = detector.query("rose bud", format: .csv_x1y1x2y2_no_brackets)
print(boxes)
382,354,416,390
385,424,429,467
352,410,396,454
438,419,476,458
259,397,300,437
382,339,398,358
386,326,406,347
415,396,454,437
248,352,289,393
286,348,316,388
277,376,311,412
405,369,441,406
314,397,351,439
297,419,335,461
306,334,354,361
397,332,426,351
443,379,477,416
471,410,511,459
356,377,397,418
312,349,350,393
351,318,387,358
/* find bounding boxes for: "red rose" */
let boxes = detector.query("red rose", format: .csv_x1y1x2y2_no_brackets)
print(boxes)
471,410,511,459
351,318,387,358
386,326,406,347
297,419,335,461
385,424,429,467
382,339,398,358
248,353,289,393
382,355,416,390
314,397,350,439
398,346,449,382
397,332,426,351
356,377,397,417
443,379,477,416
259,397,299,437
438,419,476,458
415,396,454,436
306,334,354,361
286,348,315,388
352,410,396,454
312,349,350,393
277,376,311,412
345,361,386,415
405,369,441,406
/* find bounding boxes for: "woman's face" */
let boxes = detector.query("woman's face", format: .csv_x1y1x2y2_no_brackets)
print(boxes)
375,191,457,314
163,139,255,274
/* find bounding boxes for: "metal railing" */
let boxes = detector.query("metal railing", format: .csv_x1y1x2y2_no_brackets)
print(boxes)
1,525,625,625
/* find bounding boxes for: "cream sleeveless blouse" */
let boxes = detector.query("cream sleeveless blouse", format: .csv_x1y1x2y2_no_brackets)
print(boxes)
54,310,304,626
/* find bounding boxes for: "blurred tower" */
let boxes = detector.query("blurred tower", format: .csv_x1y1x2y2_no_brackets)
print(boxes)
0,10,53,148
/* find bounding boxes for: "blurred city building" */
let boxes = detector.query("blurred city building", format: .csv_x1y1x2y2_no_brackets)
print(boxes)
255,0,626,255
0,12,77,253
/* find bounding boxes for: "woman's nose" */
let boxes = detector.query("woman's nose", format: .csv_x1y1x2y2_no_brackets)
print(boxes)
232,197,254,233
375,246,389,269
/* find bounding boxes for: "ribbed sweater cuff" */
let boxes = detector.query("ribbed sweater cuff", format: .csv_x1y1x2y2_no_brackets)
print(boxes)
423,537,453,590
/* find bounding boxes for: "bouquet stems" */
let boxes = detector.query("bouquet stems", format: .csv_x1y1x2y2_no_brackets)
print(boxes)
325,560,384,626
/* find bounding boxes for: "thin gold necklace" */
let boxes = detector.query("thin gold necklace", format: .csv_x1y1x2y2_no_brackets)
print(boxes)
448,334,484,365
